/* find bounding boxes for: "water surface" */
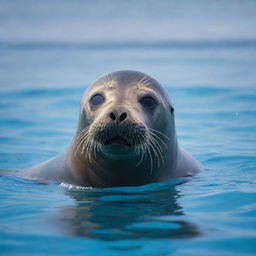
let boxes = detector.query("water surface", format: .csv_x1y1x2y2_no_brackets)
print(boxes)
1,84,256,256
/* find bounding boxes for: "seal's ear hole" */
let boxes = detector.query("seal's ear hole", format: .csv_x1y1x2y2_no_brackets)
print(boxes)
169,106,174,114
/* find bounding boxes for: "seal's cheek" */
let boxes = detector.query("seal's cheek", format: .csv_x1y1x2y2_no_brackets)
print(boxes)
132,109,154,128
80,106,95,125
149,105,169,128
77,108,91,129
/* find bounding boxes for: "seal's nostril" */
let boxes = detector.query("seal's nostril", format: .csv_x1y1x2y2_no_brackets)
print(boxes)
109,112,116,120
110,112,116,120
119,112,127,123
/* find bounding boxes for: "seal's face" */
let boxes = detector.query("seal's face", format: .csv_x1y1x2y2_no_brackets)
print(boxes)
75,71,174,167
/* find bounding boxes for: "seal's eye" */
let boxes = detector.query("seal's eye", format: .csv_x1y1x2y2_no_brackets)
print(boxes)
139,96,157,109
90,94,105,106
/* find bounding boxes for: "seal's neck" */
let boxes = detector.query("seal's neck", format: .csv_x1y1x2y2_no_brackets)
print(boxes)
71,150,152,187
69,139,178,188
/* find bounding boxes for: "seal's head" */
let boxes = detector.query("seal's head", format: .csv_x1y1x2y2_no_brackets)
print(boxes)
72,70,177,187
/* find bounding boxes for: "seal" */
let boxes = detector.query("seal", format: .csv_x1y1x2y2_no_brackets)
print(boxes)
2,70,203,187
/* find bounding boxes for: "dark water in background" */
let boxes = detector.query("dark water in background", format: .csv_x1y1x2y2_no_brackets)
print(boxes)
0,1,256,255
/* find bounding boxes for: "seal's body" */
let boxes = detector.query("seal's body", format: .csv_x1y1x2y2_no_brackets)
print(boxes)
4,71,203,187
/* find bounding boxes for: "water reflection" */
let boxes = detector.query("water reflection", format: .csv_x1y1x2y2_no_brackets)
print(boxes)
56,181,200,240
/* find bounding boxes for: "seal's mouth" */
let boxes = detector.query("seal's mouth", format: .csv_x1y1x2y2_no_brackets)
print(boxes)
104,135,131,147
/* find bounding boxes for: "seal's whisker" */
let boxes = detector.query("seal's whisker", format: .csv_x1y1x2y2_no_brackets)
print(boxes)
147,137,160,168
147,130,168,149
145,144,153,176
74,129,90,157
150,141,162,168
88,143,93,162
147,132,169,147
147,133,164,153
148,134,166,166
81,135,90,156
141,143,147,163
97,142,104,154
147,130,168,148
137,74,151,88
136,144,146,167
81,132,90,149
153,139,162,167
147,131,166,166
148,128,170,140
140,133,154,175
92,141,97,159
137,74,147,87
76,127,89,139
75,131,88,148
139,143,147,165
76,127,98,164
141,81,151,87
103,74,113,89
151,138,165,166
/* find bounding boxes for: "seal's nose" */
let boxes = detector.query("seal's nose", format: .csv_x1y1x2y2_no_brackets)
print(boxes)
109,111,127,123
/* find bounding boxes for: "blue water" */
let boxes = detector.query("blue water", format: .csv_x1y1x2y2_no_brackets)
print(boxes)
1,1,256,255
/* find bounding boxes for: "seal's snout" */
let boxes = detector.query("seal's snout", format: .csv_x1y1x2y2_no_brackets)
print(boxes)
109,110,128,123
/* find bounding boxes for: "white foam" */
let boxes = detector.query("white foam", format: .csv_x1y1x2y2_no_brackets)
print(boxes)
59,182,93,191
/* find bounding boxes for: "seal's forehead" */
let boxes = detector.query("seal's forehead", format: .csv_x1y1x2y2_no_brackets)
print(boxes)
90,70,163,92
83,70,173,106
